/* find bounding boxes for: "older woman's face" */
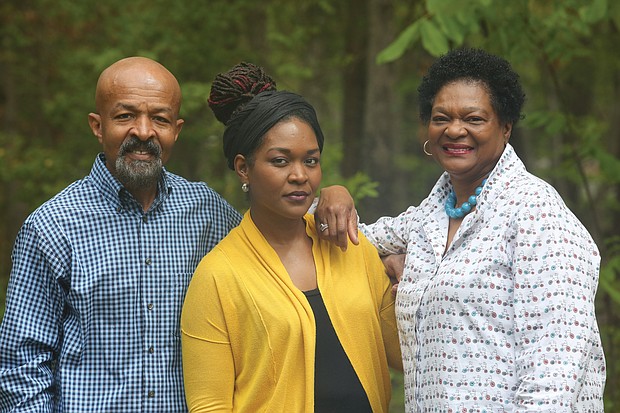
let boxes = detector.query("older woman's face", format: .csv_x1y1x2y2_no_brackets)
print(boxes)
426,80,512,186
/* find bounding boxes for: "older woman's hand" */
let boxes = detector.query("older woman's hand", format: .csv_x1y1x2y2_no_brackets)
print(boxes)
381,254,405,295
314,185,359,251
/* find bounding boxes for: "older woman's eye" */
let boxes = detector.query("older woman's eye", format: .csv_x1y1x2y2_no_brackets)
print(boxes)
467,117,485,124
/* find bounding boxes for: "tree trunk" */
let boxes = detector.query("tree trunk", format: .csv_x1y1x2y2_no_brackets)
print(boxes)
341,0,368,179
360,0,400,221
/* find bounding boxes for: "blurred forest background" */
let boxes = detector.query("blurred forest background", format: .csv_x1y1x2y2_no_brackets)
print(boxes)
1,0,619,410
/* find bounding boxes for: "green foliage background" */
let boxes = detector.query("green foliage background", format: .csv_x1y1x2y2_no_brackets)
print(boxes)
1,0,619,410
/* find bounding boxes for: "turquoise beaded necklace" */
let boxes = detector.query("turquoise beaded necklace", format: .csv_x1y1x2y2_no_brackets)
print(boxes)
444,179,487,219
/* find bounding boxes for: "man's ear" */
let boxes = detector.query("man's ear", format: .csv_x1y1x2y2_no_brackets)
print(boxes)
88,113,103,144
174,118,184,142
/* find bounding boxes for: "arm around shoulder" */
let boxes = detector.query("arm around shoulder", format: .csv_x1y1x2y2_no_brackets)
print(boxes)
314,185,359,251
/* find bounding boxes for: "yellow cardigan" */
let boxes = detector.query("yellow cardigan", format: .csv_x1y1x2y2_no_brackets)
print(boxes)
181,212,401,412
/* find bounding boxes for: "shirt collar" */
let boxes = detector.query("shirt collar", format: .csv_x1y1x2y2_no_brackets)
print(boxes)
427,143,525,216
89,153,172,212
478,143,525,207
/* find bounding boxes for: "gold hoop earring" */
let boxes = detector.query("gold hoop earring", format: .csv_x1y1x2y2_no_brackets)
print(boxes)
423,140,433,156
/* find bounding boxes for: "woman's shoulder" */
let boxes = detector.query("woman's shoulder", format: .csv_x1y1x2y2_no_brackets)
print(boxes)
498,172,572,214
194,228,246,276
493,172,595,239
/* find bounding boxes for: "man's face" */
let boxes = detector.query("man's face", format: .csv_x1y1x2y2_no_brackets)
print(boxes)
88,63,184,190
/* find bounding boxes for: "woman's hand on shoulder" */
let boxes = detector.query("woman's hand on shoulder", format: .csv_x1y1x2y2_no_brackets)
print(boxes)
314,185,359,251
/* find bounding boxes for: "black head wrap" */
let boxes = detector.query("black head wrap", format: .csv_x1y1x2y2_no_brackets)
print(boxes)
222,90,325,170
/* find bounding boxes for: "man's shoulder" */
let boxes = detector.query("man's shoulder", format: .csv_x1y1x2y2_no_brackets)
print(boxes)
15,177,99,244
27,177,94,218
165,171,206,189
165,172,229,203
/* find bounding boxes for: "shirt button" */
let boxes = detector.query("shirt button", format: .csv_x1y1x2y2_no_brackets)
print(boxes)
148,346,155,354
145,258,152,265
147,303,154,310
142,215,148,223
148,390,155,398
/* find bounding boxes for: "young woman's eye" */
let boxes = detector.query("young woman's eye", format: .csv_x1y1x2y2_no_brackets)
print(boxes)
305,158,320,166
271,158,288,166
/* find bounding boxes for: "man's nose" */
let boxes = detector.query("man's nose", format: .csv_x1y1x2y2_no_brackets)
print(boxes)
132,116,156,141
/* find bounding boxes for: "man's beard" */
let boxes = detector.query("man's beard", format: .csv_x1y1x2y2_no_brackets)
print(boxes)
115,137,163,191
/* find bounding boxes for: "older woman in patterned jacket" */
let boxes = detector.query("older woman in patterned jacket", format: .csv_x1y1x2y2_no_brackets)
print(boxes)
317,48,606,412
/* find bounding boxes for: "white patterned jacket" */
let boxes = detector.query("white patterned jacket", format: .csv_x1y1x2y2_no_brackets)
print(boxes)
362,144,606,412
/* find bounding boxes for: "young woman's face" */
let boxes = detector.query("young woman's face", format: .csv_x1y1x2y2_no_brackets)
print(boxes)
426,80,512,187
239,117,322,225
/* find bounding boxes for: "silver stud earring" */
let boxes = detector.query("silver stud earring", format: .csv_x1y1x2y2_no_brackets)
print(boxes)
423,140,433,156
241,183,249,193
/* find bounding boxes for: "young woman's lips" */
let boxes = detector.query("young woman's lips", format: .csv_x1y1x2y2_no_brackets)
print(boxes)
285,191,309,202
443,144,473,155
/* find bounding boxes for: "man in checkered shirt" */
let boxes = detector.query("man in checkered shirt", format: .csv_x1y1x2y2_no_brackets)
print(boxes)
0,57,243,412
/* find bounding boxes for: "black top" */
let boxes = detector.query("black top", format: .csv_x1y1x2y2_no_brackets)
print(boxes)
303,288,372,413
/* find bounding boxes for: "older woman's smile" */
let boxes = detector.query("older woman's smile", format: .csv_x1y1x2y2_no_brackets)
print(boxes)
442,143,474,155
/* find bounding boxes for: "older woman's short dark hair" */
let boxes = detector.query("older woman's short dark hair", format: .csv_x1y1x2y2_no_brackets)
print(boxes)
418,48,525,125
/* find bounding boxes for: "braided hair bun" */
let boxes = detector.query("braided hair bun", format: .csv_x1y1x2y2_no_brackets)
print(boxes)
208,62,277,125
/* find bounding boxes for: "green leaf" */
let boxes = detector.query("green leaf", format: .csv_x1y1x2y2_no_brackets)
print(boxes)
579,0,608,23
600,255,620,305
435,13,466,44
594,148,620,183
376,20,421,64
426,0,451,14
420,18,449,56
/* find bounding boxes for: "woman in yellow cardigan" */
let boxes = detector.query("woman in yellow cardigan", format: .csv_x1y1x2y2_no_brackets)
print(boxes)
181,63,401,412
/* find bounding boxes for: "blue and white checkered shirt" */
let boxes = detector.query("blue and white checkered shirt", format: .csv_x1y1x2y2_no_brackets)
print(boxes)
0,154,242,412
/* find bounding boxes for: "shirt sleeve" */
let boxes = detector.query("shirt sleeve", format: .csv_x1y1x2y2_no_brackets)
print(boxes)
226,203,243,231
360,205,419,256
510,199,604,410
181,259,234,413
0,223,64,412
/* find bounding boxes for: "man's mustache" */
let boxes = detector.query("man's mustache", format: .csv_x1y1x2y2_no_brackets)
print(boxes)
119,137,162,158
